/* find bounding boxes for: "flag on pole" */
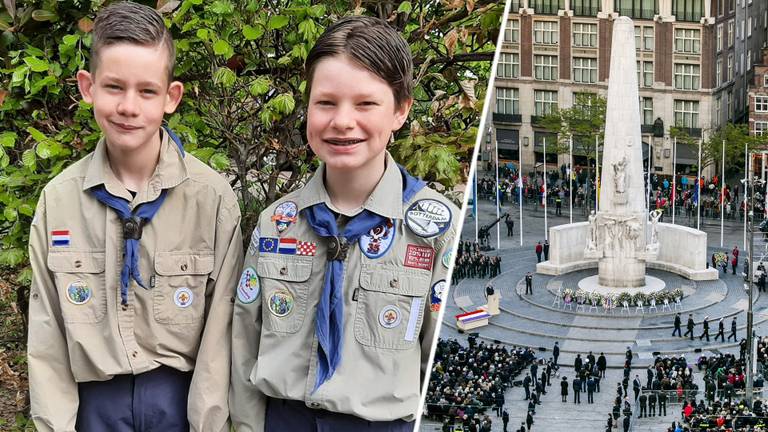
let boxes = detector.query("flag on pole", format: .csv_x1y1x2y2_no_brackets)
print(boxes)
472,175,477,218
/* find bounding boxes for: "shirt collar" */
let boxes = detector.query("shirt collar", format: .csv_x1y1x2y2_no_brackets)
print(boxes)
83,129,189,202
295,151,403,219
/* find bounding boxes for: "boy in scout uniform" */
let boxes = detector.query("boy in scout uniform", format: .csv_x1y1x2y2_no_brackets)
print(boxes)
230,16,457,431
27,3,242,431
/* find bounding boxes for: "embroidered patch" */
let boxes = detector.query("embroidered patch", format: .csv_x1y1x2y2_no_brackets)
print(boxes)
174,287,194,308
359,219,395,259
278,237,297,255
297,241,317,256
404,199,451,238
404,244,435,271
268,290,294,317
52,230,71,247
271,201,298,234
237,267,260,304
430,280,447,312
379,305,402,329
259,237,279,253
248,228,261,256
442,250,452,269
66,280,91,305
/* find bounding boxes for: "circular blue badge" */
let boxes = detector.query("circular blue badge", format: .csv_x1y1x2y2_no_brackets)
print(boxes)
67,280,91,305
359,219,396,259
405,199,451,238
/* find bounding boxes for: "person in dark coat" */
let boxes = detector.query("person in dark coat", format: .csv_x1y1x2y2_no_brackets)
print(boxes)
525,272,533,295
673,313,682,337
553,342,560,366
658,391,667,416
526,411,534,431
523,373,531,400
638,393,647,417
646,366,654,389
505,214,514,237
632,375,641,400
648,391,657,416
597,353,607,377
684,314,695,340
560,376,569,402
622,414,630,432
728,316,737,341
540,370,548,394
572,377,582,404
699,316,710,342
502,409,510,432
714,318,725,342
574,354,583,373
587,376,596,404
543,240,550,261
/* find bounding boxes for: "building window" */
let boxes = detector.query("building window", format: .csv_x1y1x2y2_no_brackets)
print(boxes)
674,100,699,128
756,122,768,136
748,17,753,38
534,90,558,116
640,97,653,125
573,23,598,47
755,96,768,112
728,20,734,47
615,0,658,20
530,0,565,15
727,91,732,120
534,21,559,44
634,25,655,51
717,24,723,52
672,0,704,22
505,20,520,43
716,58,722,87
534,55,558,80
674,28,700,53
727,54,733,82
496,88,519,115
674,63,700,90
573,57,598,83
497,53,520,79
574,92,597,115
714,96,721,127
571,0,600,16
637,61,654,87
763,74,768,87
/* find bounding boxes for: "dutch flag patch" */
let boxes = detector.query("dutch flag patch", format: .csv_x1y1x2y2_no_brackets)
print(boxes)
51,230,70,247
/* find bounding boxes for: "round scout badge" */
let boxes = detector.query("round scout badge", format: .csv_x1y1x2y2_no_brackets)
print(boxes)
430,280,447,312
378,305,402,329
271,201,298,234
442,250,452,268
66,280,91,305
268,290,294,317
174,287,194,308
405,199,451,238
237,267,260,304
359,219,395,259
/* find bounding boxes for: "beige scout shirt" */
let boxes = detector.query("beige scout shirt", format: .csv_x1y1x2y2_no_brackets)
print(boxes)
27,130,243,432
231,152,457,430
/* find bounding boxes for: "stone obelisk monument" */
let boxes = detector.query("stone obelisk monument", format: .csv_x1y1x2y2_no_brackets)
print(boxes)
584,16,655,288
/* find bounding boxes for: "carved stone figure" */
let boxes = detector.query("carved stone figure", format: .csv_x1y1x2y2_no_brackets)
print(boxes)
586,211,598,251
612,157,629,205
649,209,662,245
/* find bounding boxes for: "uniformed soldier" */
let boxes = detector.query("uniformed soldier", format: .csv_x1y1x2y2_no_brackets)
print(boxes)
638,393,647,417
230,16,458,431
648,391,657,416
26,4,243,431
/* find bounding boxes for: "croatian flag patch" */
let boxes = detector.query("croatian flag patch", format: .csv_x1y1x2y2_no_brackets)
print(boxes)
51,230,70,247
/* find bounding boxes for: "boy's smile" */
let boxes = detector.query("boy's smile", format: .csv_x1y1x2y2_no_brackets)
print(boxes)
77,43,183,157
306,55,412,175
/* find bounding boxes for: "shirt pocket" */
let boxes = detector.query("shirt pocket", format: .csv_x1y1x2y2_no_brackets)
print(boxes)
47,250,107,324
354,266,430,350
257,255,313,334
153,251,214,325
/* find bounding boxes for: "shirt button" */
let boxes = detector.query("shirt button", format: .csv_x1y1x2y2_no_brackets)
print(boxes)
390,279,399,288
280,267,288,275
131,351,138,358
74,260,82,268
32,293,39,300
122,305,128,311
309,402,321,409
181,263,188,271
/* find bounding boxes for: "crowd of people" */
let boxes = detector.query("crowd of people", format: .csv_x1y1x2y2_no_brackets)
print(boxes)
424,337,537,431
453,241,502,281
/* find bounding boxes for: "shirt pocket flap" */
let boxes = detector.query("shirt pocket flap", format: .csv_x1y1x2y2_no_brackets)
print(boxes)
154,251,214,276
257,256,313,282
47,251,105,273
359,265,430,297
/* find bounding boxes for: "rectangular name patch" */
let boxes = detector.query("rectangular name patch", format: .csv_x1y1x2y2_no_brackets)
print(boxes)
51,230,70,247
404,244,434,271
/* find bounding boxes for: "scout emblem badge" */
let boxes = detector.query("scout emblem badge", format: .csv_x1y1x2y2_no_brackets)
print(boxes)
379,305,402,329
66,280,91,305
271,201,298,234
405,199,451,238
268,290,294,317
174,287,194,308
237,267,260,304
359,218,395,259
430,280,447,312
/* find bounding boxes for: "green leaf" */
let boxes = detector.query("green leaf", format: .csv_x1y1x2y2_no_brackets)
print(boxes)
23,56,49,72
397,1,413,13
190,147,215,163
307,4,326,17
35,140,53,159
0,248,25,267
213,39,233,57
209,152,230,171
249,76,271,96
16,266,32,286
3,207,17,222
209,0,234,14
0,132,16,148
26,126,48,143
21,148,35,169
0,147,8,169
31,9,58,22
267,15,290,30
298,19,316,40
243,24,264,41
271,93,295,115
213,67,237,88
196,28,209,40
30,75,56,95
62,34,79,46
18,203,34,217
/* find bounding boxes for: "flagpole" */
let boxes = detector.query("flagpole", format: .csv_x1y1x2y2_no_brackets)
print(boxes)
544,137,548,240
519,139,523,246
595,135,599,212
569,134,573,224
495,128,500,250
647,135,652,212
721,139,725,248
474,169,478,243
672,137,677,224
697,139,701,230
744,142,748,251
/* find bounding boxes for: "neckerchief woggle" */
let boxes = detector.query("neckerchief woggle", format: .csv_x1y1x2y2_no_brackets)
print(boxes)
89,127,185,305
302,163,426,392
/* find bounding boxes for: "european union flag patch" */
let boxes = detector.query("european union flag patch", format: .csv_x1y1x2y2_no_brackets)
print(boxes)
259,237,279,253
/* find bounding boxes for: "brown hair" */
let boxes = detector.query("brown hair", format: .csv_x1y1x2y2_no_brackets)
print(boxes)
91,1,175,83
305,15,413,108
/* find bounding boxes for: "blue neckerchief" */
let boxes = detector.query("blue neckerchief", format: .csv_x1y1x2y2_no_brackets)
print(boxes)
302,163,425,391
89,127,185,305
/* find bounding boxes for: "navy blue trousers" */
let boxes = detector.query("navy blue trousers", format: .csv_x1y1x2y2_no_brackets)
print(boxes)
76,365,192,432
266,398,414,432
